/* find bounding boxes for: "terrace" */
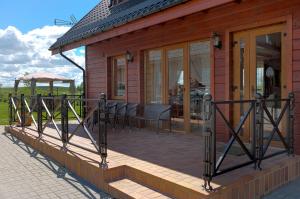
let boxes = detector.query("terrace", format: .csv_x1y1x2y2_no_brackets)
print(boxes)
5,93,300,199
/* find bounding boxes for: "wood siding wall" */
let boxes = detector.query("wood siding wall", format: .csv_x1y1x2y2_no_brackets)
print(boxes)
86,0,300,153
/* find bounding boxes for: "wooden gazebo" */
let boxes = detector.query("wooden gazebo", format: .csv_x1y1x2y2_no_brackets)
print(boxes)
14,72,75,96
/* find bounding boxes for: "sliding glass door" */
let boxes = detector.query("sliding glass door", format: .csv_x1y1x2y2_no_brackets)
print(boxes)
145,41,211,132
145,50,163,104
166,45,186,132
189,41,211,132
232,24,287,141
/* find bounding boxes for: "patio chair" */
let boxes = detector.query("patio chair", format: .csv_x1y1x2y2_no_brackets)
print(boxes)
106,101,118,127
89,101,117,131
135,104,172,133
115,102,127,128
125,103,138,128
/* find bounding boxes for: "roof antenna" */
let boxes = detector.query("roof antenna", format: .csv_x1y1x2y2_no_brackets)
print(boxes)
54,15,78,26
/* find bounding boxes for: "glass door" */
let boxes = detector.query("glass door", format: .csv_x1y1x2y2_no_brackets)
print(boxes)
233,24,286,142
145,41,212,133
166,44,188,132
189,41,211,133
250,25,287,140
232,31,251,140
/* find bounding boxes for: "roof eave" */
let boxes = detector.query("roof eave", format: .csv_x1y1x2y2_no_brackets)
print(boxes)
50,0,236,55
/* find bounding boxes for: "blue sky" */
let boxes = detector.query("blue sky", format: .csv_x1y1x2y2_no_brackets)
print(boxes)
0,0,98,32
0,1,100,87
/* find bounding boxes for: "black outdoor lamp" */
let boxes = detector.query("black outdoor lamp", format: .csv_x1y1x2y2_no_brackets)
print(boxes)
212,32,222,49
126,50,134,62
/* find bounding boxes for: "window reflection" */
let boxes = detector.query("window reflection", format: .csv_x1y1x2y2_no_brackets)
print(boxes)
112,57,126,98
168,48,184,119
256,32,281,99
146,50,162,104
189,41,211,130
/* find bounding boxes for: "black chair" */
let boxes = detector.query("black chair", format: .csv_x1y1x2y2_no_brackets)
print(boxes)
115,102,127,128
135,104,172,133
90,101,117,131
125,103,138,128
106,101,118,127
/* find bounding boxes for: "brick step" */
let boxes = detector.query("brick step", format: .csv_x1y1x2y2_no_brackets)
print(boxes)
123,166,207,199
105,165,208,199
108,178,171,199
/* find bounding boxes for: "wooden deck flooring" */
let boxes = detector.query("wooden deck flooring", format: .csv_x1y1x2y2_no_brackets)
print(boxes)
5,124,300,199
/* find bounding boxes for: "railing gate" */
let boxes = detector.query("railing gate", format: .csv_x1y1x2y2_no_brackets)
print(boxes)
202,92,295,191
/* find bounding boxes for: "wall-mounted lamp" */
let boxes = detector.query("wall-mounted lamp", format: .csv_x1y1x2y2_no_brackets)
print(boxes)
212,32,222,49
126,51,134,62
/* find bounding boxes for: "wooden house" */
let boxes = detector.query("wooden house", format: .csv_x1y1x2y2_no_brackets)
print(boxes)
50,0,300,154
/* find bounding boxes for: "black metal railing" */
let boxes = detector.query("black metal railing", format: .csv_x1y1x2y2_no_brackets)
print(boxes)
202,93,295,190
8,92,295,188
8,93,108,167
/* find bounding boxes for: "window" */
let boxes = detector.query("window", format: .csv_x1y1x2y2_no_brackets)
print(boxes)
145,41,211,105
189,41,211,94
144,41,211,132
145,50,162,104
112,56,126,99
189,41,211,130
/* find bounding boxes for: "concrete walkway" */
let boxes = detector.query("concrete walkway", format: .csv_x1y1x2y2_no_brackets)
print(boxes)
263,178,300,199
0,127,111,199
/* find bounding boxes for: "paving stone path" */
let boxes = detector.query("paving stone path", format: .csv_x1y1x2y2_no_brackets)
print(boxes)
0,127,112,199
263,178,300,199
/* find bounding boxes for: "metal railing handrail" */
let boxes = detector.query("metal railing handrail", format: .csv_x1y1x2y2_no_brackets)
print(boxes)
8,93,108,167
202,93,295,191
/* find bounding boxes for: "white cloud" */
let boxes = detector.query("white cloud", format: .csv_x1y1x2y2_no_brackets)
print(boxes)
0,25,85,87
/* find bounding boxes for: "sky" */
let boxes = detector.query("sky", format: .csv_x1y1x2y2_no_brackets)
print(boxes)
0,0,99,87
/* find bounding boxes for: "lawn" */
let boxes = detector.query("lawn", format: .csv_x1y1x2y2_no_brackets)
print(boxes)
0,100,83,125
0,86,83,125
0,101,9,125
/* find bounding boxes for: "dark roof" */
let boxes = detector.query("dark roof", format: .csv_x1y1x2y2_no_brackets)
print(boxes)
49,0,187,51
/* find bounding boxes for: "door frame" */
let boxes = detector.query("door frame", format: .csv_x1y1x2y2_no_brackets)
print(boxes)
144,39,213,133
232,24,287,141
249,24,288,99
164,43,190,132
224,16,293,140
163,40,213,132
226,15,292,102
111,55,128,100
232,31,251,140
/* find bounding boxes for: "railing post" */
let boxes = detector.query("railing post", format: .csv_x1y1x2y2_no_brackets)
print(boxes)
20,94,25,128
98,93,108,167
8,93,13,126
61,94,69,148
251,100,257,168
255,93,264,169
49,93,54,117
202,94,214,191
37,94,43,137
82,93,86,119
288,92,295,155
80,95,82,118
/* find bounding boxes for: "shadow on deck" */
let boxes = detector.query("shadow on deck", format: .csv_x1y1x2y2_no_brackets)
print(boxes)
5,124,300,199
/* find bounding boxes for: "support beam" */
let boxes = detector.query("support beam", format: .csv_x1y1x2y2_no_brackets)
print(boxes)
49,81,54,95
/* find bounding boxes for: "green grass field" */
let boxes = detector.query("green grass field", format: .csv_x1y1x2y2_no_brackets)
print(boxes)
0,101,83,125
0,101,9,125
0,86,82,125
